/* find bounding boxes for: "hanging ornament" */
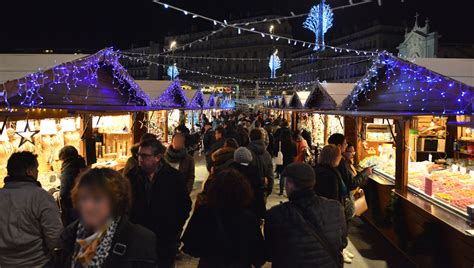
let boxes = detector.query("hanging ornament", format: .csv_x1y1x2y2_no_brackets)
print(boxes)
303,0,334,51
167,63,179,80
15,120,39,148
268,49,281,79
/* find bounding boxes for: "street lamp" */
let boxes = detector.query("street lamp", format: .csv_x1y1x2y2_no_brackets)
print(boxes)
269,25,275,34
170,41,177,51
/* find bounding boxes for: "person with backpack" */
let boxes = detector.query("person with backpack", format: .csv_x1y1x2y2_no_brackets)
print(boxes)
182,169,265,268
247,129,274,197
265,162,347,268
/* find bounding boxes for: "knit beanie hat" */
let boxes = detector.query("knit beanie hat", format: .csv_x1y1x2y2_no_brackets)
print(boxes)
281,162,316,189
233,147,253,166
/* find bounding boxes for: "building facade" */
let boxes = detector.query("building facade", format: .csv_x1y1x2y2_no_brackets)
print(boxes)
121,41,162,80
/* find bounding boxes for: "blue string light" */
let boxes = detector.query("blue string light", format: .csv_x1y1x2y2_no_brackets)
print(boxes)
156,79,189,108
303,0,334,51
189,88,206,109
268,49,281,79
167,63,179,80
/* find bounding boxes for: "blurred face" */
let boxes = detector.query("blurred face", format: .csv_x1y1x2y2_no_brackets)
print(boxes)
77,187,112,229
344,146,356,162
138,146,161,174
26,162,39,180
333,150,343,168
215,131,222,140
172,135,185,151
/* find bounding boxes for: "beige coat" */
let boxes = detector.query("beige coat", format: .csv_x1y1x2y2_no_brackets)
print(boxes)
0,176,63,267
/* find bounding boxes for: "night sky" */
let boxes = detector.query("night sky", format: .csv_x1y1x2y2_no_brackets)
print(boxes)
0,0,472,52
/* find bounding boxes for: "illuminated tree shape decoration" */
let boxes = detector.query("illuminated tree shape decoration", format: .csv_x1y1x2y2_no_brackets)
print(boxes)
156,79,189,108
167,63,179,80
303,0,334,51
189,89,206,109
220,98,235,109
268,50,281,79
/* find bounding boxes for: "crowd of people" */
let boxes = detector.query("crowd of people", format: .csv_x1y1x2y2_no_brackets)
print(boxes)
0,110,372,268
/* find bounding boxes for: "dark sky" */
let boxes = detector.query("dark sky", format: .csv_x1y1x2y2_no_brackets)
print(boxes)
0,0,472,52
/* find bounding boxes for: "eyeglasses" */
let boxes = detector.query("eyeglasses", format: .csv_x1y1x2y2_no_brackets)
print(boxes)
138,153,156,158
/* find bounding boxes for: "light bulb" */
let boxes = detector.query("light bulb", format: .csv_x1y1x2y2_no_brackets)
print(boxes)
466,128,472,135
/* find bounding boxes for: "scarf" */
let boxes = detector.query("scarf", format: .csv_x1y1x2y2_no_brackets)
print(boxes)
72,218,120,268
164,146,187,164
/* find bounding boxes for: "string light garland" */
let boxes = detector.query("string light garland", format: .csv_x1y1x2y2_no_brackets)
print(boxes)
167,63,179,79
189,89,206,109
347,53,473,115
156,79,189,108
153,1,379,56
207,94,216,108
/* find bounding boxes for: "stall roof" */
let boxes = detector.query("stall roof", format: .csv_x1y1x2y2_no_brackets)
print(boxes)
320,82,355,107
411,58,474,87
0,48,149,111
343,53,474,115
0,53,87,84
136,80,173,100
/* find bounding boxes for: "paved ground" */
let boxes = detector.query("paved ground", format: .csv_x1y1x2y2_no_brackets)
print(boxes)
176,155,414,268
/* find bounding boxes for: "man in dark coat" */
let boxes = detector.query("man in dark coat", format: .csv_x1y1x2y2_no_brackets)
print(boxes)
265,163,347,268
58,146,86,225
126,139,192,268
206,126,225,171
248,129,275,197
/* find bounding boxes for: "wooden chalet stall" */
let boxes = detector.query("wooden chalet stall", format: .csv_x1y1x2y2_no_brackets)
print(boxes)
343,53,474,267
0,48,149,189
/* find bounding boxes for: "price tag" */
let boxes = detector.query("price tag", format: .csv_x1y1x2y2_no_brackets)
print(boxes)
424,177,433,196
460,167,467,174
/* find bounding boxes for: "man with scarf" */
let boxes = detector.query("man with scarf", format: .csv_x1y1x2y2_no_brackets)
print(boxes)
164,133,195,193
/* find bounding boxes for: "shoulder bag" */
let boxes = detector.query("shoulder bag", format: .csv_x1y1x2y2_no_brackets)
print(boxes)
274,141,284,166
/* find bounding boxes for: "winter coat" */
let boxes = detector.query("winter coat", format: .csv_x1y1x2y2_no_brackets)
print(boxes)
274,127,297,173
265,189,347,268
211,147,236,173
301,129,313,149
182,205,265,268
229,162,266,219
59,155,86,225
203,129,215,153
206,138,225,170
164,145,195,193
338,158,366,192
247,140,274,195
314,164,344,204
126,163,192,260
294,138,308,163
0,175,63,267
48,217,157,268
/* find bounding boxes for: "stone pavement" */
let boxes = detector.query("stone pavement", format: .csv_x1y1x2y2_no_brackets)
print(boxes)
176,155,414,268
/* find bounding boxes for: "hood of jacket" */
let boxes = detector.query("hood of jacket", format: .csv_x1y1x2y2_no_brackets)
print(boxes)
248,140,266,155
212,147,236,165
164,145,187,163
62,155,86,172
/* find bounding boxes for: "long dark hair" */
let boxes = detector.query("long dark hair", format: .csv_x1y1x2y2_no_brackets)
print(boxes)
207,169,253,210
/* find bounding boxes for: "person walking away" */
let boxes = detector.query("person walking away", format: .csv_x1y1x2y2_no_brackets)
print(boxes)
254,121,269,147
224,120,240,145
164,133,195,193
49,168,157,268
123,143,139,176
0,152,63,267
248,129,274,197
125,139,192,268
265,162,347,268
293,130,309,163
230,147,266,220
210,138,238,174
58,145,87,226
274,121,297,195
237,123,250,147
314,144,354,263
264,121,275,156
205,126,225,171
182,169,265,268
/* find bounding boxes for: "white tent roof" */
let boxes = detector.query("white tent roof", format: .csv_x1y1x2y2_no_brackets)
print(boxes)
136,80,173,100
0,53,88,83
320,82,355,107
184,89,196,102
411,58,474,87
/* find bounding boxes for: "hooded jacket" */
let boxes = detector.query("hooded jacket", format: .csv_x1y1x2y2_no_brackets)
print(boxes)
247,139,274,195
211,147,236,172
59,155,86,225
0,175,63,267
164,145,195,193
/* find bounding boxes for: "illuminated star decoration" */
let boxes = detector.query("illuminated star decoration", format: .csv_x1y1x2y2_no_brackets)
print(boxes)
16,121,39,148
303,0,334,51
167,63,179,80
268,50,281,79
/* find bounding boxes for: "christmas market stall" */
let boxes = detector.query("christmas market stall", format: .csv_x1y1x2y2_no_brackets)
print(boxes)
0,48,150,190
342,53,474,267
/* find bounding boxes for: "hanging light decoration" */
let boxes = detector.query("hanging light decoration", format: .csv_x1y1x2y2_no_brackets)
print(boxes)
268,49,281,79
303,0,334,51
167,63,179,80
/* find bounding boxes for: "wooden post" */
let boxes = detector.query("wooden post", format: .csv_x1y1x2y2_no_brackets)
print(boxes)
81,113,96,166
165,110,169,143
395,118,410,196
323,115,329,144
133,112,147,144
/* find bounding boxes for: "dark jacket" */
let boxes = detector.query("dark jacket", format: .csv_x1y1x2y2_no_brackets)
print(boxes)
274,127,297,173
59,156,86,225
265,189,347,268
182,205,265,268
338,158,366,192
206,138,225,170
203,129,215,153
247,140,274,195
126,163,192,260
211,147,236,173
314,164,344,204
49,217,157,268
164,146,195,193
0,176,63,267
301,129,313,149
229,162,266,219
